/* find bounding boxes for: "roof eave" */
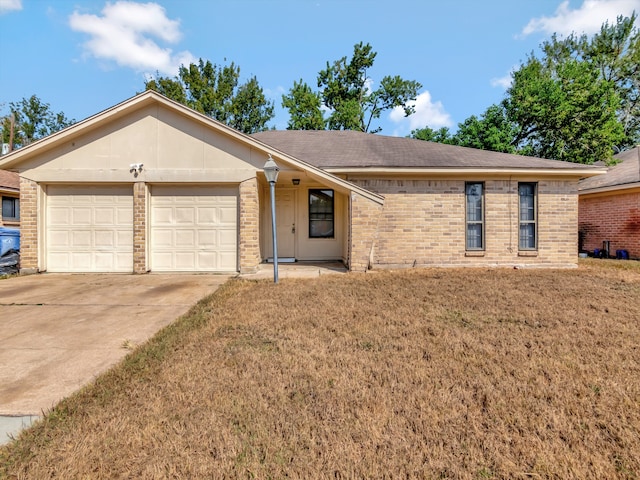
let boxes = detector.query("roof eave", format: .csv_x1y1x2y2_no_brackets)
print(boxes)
579,181,640,195
325,167,607,177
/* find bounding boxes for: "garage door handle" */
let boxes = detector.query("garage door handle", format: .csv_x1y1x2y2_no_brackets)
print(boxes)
292,223,296,234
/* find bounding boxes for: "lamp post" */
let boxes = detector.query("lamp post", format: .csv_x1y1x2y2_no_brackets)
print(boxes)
263,155,280,283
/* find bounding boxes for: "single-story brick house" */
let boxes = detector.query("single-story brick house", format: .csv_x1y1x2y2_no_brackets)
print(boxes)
0,91,604,274
578,146,640,259
0,169,20,228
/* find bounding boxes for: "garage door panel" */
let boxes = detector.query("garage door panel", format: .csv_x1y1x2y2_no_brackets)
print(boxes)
219,228,237,247
197,230,216,247
49,208,70,224
175,230,196,247
94,230,115,247
152,207,173,225
197,207,216,224
150,186,238,272
72,231,92,247
219,206,236,223
151,229,173,247
46,186,133,273
72,208,93,225
175,207,195,224
175,252,197,270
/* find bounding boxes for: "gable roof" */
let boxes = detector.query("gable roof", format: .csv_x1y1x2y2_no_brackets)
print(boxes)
252,130,605,177
0,91,383,205
579,146,640,193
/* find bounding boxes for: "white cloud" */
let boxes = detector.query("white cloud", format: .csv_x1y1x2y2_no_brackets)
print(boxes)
521,0,640,37
490,74,512,89
491,65,519,90
389,91,453,134
0,0,22,15
69,1,195,75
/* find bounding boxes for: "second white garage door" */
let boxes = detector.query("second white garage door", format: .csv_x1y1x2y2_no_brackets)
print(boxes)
150,186,238,272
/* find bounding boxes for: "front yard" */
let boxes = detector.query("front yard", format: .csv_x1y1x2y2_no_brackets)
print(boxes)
1,259,639,479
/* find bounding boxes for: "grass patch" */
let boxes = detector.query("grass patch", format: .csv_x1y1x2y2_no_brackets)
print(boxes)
1,262,640,478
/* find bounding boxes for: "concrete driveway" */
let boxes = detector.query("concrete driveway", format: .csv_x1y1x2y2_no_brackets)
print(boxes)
0,273,230,440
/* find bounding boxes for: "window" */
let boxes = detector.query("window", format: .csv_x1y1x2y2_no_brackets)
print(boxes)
309,189,334,238
2,196,19,221
518,183,537,250
465,182,484,250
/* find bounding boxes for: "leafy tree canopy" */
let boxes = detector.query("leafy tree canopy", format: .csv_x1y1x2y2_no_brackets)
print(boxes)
410,104,520,154
410,126,453,144
1,95,75,151
283,42,422,133
145,58,275,134
282,79,326,130
540,12,639,149
505,50,624,163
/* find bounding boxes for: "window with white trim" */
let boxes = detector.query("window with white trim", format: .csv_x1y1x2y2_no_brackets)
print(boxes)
309,189,334,238
518,183,537,250
465,182,484,250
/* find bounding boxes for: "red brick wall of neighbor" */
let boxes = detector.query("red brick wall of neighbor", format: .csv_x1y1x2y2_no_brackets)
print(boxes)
579,191,640,259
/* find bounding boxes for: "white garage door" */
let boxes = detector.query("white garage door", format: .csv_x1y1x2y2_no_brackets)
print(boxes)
150,186,238,272
46,185,134,272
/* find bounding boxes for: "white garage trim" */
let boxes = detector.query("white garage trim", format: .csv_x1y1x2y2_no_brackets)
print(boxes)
150,185,238,272
46,185,134,272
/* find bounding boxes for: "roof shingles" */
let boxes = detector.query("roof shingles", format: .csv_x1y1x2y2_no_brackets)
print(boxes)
0,169,19,191
252,130,599,171
579,146,640,191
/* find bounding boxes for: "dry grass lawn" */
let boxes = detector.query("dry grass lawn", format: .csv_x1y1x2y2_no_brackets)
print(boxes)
1,259,639,479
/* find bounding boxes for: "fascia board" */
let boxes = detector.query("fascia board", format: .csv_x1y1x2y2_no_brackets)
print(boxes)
326,167,607,178
579,182,640,196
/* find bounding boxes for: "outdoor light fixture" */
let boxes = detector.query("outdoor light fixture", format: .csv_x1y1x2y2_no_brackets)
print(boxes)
292,178,300,186
129,163,144,177
264,155,280,283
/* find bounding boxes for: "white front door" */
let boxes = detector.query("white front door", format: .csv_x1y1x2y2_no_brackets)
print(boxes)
273,189,296,259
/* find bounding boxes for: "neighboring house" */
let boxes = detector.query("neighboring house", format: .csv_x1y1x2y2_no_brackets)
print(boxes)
0,169,20,228
0,91,604,274
578,146,640,259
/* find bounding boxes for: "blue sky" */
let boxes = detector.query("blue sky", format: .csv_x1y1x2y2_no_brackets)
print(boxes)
1,0,638,137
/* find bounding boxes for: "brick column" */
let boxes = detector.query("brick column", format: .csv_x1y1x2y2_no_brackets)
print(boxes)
238,177,260,273
133,182,147,274
18,177,39,274
349,193,382,272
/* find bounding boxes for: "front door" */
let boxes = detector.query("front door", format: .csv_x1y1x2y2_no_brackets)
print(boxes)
274,189,296,259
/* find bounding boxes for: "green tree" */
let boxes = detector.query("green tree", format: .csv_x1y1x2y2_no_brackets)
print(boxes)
282,79,326,130
409,126,453,143
504,54,623,163
145,58,274,134
1,95,75,150
283,42,422,133
451,104,519,153
541,13,639,149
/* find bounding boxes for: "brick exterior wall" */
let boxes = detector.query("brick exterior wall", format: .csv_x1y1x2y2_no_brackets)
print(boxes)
18,177,38,273
579,189,640,259
239,177,261,273
348,178,579,269
349,193,383,272
133,182,147,273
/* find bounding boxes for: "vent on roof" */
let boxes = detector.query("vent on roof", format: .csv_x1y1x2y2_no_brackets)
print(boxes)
1,144,9,156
